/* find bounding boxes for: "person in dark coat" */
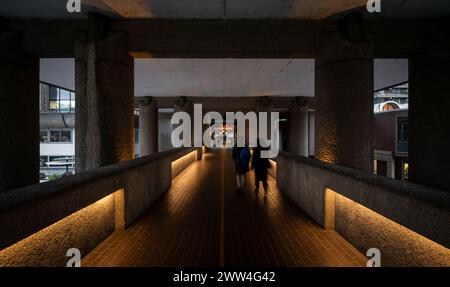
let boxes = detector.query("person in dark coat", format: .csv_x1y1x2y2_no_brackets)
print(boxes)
251,141,271,196
232,143,250,192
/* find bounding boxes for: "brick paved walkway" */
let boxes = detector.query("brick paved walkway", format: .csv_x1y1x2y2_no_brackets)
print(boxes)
82,150,365,267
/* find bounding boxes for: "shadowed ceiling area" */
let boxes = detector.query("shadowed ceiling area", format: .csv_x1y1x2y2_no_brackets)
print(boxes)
3,0,450,19
82,0,368,19
2,0,450,19
0,0,367,19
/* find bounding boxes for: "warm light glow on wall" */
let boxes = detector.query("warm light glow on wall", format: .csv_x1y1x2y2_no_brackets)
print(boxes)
325,188,450,266
324,188,335,230
316,133,337,164
171,151,197,179
268,159,277,179
0,189,125,267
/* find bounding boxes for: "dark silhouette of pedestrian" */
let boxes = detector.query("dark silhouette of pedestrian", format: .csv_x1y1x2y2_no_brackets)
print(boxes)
251,141,271,196
232,143,251,192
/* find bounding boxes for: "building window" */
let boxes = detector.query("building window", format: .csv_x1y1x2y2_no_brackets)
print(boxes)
40,130,49,143
50,130,61,142
397,117,408,153
403,162,409,181
382,103,398,111
41,82,75,113
61,130,72,142
40,129,72,143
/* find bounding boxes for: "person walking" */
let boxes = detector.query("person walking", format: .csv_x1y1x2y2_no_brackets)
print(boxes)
251,141,271,196
232,143,251,192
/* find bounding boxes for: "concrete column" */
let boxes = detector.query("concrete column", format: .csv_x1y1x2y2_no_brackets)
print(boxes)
75,32,134,172
288,104,309,157
409,43,450,190
0,33,39,192
315,32,373,172
138,99,158,156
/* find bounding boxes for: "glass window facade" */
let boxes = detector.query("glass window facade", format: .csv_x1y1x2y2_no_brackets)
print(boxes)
40,129,73,143
40,130,49,143
40,82,75,113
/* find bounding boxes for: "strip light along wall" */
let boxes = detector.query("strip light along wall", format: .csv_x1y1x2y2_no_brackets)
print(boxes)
325,188,450,267
171,150,198,179
0,188,124,267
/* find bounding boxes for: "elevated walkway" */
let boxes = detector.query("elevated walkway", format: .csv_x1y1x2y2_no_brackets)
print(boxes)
82,150,365,267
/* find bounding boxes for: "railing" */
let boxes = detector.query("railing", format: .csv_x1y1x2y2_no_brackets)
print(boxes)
276,151,450,267
0,148,200,266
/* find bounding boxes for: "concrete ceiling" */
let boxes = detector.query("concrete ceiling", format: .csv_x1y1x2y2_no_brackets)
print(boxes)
135,59,315,98
40,58,408,98
3,0,449,19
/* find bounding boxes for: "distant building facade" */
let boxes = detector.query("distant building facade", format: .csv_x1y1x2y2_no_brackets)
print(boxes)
373,83,409,181
39,82,75,179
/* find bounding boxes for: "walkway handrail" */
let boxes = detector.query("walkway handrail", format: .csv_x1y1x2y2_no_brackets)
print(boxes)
278,151,450,212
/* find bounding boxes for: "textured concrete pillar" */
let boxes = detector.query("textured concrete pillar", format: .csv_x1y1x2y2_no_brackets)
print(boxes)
138,99,158,156
0,33,39,192
315,32,373,172
75,32,134,172
409,43,450,190
288,105,309,157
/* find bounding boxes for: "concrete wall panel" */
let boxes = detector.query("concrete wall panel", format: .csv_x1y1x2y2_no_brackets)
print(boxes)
276,151,450,266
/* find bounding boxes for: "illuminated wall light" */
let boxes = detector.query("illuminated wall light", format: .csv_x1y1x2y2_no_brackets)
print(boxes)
0,188,125,267
325,188,450,266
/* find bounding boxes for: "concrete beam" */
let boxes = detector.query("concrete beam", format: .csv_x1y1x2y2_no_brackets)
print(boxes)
7,19,440,58
139,96,313,112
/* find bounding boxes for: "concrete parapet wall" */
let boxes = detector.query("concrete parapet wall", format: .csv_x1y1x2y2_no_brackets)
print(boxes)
276,151,450,266
0,148,198,266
